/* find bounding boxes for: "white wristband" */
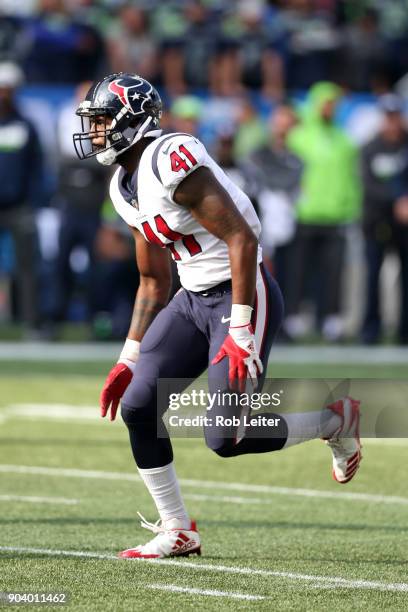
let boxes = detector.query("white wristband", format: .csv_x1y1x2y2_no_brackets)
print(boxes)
119,338,140,363
230,304,253,327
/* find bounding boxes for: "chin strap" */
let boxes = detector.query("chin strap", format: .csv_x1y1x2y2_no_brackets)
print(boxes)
96,148,117,166
96,119,163,166
144,128,163,140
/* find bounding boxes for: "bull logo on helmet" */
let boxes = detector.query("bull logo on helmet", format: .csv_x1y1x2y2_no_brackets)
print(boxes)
108,77,147,114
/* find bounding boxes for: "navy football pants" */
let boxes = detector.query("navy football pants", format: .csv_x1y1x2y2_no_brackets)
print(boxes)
121,264,288,468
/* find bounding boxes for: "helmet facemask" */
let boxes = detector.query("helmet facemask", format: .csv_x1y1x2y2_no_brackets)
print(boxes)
73,102,161,166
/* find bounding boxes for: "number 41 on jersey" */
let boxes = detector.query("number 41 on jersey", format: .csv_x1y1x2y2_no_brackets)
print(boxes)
170,145,198,173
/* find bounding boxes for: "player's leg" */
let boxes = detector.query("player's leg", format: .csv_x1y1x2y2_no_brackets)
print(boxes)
119,290,208,557
205,263,288,455
204,265,361,482
122,296,208,469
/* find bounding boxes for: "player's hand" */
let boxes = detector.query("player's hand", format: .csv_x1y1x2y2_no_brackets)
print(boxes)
211,324,263,392
100,361,134,421
101,339,140,421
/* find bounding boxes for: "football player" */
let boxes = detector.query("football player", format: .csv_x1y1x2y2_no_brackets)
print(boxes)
74,73,362,559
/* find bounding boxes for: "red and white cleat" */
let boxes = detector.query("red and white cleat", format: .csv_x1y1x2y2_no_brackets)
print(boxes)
118,513,201,559
324,397,362,484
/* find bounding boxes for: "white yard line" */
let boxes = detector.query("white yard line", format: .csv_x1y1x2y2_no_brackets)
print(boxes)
0,546,115,559
184,493,268,505
179,479,408,506
0,545,407,594
0,465,141,482
1,404,101,422
0,494,78,505
0,464,407,506
146,584,265,600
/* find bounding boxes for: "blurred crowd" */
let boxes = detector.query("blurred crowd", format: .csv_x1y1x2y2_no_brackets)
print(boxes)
4,0,408,96
2,0,408,344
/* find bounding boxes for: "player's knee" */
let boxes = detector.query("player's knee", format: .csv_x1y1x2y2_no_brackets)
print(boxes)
121,403,137,427
213,444,237,458
121,402,152,427
121,375,158,427
205,436,237,458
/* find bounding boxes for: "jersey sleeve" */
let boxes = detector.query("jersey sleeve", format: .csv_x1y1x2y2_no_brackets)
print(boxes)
109,168,137,228
154,135,209,201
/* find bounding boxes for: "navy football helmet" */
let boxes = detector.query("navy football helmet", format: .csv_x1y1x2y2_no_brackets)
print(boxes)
73,73,162,165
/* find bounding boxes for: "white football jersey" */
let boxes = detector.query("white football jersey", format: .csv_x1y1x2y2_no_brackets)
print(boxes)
109,132,262,291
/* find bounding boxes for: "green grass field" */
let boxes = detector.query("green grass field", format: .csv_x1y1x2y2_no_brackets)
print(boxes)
1,359,408,610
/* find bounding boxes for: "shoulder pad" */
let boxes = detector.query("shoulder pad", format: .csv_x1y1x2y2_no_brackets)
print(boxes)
151,134,208,197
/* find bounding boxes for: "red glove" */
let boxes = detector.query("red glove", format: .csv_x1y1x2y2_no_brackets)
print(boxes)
212,324,263,392
100,361,134,421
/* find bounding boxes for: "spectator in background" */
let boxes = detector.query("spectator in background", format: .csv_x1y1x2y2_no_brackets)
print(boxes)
281,0,340,90
51,81,109,329
21,0,104,83
213,126,259,210
360,94,408,344
0,62,46,335
337,8,387,92
0,9,23,61
68,0,113,37
215,0,285,99
285,81,361,341
233,96,267,161
107,4,157,81
369,0,408,85
150,1,187,96
93,201,139,340
182,0,221,91
168,95,203,137
245,103,301,297
237,0,285,99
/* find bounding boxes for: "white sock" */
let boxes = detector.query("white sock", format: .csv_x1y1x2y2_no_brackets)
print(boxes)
283,409,342,448
138,462,190,530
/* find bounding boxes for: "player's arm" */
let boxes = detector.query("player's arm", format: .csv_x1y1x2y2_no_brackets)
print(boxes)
100,227,171,421
127,227,172,342
173,166,258,305
174,166,262,391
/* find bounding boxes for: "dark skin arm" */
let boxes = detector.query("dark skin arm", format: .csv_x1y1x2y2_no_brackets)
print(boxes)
127,227,172,342
174,166,258,306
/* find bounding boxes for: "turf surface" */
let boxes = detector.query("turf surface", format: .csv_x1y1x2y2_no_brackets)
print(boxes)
1,360,408,610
